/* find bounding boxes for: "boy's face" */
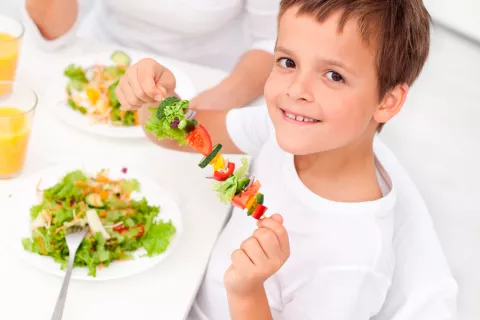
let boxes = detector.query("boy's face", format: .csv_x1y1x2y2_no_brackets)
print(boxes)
265,7,384,156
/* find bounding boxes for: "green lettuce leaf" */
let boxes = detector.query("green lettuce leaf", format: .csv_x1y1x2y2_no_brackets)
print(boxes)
44,170,87,201
122,111,136,126
144,99,190,145
64,64,88,91
234,157,249,180
30,204,45,219
120,179,140,194
108,81,120,108
67,98,87,115
212,175,238,204
142,220,176,256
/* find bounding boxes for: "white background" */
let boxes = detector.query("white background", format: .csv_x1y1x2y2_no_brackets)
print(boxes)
1,0,480,41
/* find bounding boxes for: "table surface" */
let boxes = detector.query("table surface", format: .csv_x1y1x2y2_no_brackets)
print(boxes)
0,35,243,320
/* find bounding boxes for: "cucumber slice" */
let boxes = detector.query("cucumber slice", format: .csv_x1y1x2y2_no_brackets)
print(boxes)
198,144,222,168
103,183,121,194
255,193,264,205
111,51,131,66
178,119,197,133
85,193,104,208
236,178,250,194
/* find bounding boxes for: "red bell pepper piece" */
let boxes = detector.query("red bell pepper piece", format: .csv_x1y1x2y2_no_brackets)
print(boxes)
214,162,235,181
252,204,267,220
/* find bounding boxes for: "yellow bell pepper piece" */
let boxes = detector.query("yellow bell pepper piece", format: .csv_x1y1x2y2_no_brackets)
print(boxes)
86,87,100,105
246,197,256,210
212,154,225,172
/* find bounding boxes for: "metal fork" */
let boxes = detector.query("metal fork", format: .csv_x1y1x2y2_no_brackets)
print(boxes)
51,226,89,320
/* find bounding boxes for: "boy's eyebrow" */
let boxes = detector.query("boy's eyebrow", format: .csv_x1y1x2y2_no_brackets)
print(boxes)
274,45,295,56
321,58,356,75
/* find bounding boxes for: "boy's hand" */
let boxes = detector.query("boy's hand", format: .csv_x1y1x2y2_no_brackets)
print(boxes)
116,58,176,111
224,214,290,296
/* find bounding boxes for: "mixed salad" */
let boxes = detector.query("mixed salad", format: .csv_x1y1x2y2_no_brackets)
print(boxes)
21,169,176,277
145,97,268,219
63,51,139,126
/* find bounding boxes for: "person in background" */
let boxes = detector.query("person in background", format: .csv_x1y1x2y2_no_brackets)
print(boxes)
24,0,280,110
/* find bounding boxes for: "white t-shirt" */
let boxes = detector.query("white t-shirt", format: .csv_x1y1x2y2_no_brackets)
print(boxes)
189,106,458,320
23,0,279,70
190,106,398,320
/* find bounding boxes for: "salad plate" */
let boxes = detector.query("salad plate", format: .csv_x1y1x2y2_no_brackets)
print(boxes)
5,163,182,281
44,51,196,139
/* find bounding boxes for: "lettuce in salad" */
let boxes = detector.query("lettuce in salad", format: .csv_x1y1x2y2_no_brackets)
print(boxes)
64,64,88,91
22,169,177,277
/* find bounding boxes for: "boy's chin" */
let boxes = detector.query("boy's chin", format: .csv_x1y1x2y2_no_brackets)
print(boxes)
275,131,322,156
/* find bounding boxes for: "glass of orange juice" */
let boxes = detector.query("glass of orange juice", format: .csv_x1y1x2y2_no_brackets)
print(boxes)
0,15,23,95
0,81,37,179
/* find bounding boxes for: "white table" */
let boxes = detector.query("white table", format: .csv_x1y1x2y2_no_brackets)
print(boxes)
0,35,238,320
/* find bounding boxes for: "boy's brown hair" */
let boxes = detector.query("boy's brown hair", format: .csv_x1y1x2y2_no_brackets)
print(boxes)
279,0,432,102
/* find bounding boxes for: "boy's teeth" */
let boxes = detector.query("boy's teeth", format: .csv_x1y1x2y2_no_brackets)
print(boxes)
285,111,316,123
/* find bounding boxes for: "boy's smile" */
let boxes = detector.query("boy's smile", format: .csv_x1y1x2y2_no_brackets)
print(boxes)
265,6,389,156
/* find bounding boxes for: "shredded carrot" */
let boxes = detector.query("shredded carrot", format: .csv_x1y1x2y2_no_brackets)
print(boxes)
99,262,103,270
100,190,109,200
75,210,85,220
134,111,140,125
99,210,107,218
75,181,90,188
124,193,130,200
54,226,64,234
120,110,126,119
96,173,110,183
38,237,46,255
45,210,52,219
51,244,55,250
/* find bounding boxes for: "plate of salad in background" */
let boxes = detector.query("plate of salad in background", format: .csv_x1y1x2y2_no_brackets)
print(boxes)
44,51,196,138
5,164,182,280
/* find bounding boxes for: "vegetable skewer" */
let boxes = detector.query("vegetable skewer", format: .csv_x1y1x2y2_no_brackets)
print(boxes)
145,97,268,219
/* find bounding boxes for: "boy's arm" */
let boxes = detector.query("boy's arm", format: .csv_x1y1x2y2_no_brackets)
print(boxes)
227,288,273,320
138,105,244,154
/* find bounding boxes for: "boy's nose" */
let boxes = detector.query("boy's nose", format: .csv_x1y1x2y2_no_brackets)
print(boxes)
286,74,314,103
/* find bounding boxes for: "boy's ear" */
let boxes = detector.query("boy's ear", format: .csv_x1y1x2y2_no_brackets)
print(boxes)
374,83,409,124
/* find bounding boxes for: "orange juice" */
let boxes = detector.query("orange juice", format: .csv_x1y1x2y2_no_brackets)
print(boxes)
0,107,31,177
0,33,20,95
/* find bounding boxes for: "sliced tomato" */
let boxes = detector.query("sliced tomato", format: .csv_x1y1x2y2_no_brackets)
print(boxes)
214,162,235,181
135,225,145,238
231,181,261,209
113,225,128,234
186,125,213,156
232,194,250,210
252,204,268,220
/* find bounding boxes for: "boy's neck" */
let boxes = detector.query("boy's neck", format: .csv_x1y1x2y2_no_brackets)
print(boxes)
295,135,383,203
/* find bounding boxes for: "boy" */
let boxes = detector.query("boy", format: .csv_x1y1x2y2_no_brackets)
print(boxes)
116,0,455,319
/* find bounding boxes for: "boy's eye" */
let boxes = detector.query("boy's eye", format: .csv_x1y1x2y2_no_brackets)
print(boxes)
277,57,296,69
326,71,345,83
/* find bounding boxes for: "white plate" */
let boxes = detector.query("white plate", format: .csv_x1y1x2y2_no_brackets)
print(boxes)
5,164,183,281
44,51,197,139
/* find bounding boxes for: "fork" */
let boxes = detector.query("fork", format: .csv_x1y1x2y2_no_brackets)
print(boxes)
51,226,89,320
